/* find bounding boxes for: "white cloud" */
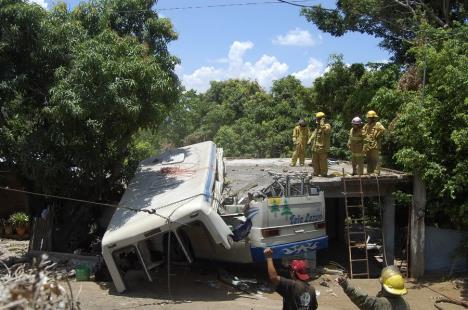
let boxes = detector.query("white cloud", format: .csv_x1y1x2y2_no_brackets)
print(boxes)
182,66,224,92
292,58,324,86
180,41,327,92
28,0,48,8
273,28,321,47
182,41,289,92
228,41,253,62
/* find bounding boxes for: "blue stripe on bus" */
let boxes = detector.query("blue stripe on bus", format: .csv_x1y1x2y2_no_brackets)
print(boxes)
203,144,216,202
250,236,328,262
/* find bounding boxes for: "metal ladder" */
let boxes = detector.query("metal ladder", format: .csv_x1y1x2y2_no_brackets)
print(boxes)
343,175,370,279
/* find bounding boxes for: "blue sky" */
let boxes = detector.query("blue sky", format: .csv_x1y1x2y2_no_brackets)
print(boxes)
31,0,391,92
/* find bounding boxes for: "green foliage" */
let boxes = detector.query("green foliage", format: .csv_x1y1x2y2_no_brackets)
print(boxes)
301,0,465,61
163,59,401,161
392,190,412,207
210,77,312,157
308,55,401,159
0,0,180,200
1,0,465,233
8,212,29,226
390,25,468,228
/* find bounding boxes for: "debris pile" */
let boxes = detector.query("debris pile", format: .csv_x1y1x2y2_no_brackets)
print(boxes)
217,267,273,295
0,255,80,309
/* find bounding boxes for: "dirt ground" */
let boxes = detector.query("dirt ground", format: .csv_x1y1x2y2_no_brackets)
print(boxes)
1,239,467,310
67,269,467,310
0,237,29,261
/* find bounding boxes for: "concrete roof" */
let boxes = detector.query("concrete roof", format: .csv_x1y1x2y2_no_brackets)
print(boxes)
224,158,411,199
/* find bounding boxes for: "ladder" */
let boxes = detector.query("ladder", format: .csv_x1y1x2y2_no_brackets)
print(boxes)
343,175,370,279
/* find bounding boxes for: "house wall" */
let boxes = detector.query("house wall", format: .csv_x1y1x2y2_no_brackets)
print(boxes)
425,226,467,273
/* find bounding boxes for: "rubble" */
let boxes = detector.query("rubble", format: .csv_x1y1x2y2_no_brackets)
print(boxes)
0,255,80,309
217,267,273,295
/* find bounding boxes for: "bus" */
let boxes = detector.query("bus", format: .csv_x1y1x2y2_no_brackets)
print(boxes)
102,141,327,292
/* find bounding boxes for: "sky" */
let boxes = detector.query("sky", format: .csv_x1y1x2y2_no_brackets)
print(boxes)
29,0,391,93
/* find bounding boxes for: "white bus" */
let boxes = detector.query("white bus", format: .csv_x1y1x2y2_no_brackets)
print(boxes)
102,141,327,293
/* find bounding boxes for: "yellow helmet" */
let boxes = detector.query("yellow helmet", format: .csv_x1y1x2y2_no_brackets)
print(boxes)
379,266,407,295
366,110,378,118
315,112,325,118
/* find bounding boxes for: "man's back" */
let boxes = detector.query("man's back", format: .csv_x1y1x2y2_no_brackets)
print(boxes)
276,277,318,310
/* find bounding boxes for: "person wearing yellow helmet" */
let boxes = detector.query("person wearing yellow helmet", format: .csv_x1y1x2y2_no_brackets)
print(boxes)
308,112,332,176
291,119,310,166
336,265,410,309
363,110,385,175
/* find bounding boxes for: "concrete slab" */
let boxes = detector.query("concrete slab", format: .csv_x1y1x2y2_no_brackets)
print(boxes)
224,158,410,199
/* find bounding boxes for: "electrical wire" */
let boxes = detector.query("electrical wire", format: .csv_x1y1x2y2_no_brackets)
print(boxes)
110,0,316,13
276,0,313,8
0,185,215,227
0,180,226,300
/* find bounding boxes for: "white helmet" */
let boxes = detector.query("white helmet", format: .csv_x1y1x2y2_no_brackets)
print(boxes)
351,117,362,125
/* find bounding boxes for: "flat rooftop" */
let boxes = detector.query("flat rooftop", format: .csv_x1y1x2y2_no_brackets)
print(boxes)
224,158,411,199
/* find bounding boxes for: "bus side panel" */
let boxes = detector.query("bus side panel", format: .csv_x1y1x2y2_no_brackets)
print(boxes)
249,236,328,262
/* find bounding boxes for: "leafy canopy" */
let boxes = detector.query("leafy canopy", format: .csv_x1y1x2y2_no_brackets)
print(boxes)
0,0,180,200
301,0,466,61
390,24,468,227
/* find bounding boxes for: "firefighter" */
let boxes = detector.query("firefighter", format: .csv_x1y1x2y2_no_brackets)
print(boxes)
348,116,365,175
308,112,332,177
291,119,310,166
337,265,410,309
363,110,385,175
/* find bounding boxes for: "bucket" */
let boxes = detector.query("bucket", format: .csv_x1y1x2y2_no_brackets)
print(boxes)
75,265,90,281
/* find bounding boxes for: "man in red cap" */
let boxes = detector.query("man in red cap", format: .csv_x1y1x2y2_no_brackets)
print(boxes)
264,248,318,310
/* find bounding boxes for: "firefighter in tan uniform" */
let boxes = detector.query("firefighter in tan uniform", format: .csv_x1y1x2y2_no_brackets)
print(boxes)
363,110,385,175
348,117,365,175
308,112,332,177
291,119,310,166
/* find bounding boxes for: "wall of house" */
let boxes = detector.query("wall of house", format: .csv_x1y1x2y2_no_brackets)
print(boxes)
425,226,467,273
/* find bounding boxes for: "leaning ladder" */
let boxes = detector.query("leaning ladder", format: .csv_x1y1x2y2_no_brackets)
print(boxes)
343,175,370,279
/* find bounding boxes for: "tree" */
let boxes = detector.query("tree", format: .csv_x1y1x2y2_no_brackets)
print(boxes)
389,25,468,228
308,55,401,159
211,76,312,158
1,0,179,197
301,0,465,61
0,0,180,251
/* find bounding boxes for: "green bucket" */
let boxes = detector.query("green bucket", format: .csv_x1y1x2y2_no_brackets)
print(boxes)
75,265,90,281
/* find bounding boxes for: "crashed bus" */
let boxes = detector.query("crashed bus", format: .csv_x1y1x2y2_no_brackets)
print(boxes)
102,141,328,292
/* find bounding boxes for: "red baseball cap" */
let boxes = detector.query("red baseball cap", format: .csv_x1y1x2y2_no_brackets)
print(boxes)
290,260,310,281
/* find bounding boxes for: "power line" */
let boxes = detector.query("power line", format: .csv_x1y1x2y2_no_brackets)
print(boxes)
276,0,314,8
110,0,316,13
0,185,214,226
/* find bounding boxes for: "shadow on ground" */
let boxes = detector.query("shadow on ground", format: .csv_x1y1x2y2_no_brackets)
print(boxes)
101,259,277,305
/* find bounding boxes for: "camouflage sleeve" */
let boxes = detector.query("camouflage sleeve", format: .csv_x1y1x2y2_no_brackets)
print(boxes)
293,127,298,142
342,280,388,310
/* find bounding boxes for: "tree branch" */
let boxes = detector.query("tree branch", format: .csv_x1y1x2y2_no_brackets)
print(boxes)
393,0,446,27
413,0,447,27
392,0,416,17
